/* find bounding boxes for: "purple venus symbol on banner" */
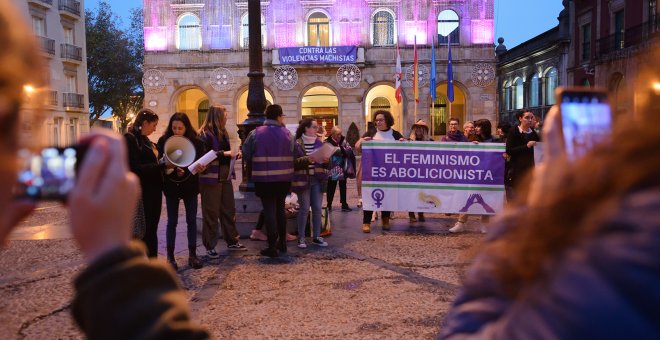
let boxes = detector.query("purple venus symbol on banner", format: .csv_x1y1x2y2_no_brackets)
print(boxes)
459,194,495,213
371,189,385,208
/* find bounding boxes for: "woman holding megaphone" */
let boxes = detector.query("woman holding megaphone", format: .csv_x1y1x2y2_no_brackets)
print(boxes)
157,113,206,270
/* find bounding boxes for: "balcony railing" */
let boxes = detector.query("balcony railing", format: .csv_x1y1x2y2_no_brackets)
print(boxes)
60,43,82,61
30,0,53,6
62,93,84,109
39,36,55,55
58,0,80,17
48,91,58,106
597,17,659,55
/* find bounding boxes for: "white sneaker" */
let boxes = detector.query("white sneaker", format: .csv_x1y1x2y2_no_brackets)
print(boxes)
371,211,378,222
357,199,363,208
449,221,466,233
298,239,307,249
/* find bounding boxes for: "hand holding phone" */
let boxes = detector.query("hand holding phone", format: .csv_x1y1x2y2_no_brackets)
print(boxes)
557,87,612,161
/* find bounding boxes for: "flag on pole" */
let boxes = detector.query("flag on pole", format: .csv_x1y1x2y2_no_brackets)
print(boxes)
430,36,437,102
394,44,402,103
413,35,419,103
447,34,454,102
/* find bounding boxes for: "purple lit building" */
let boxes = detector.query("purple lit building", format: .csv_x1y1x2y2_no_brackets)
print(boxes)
142,0,497,141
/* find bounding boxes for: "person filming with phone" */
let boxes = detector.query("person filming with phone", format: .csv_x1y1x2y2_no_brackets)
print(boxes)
440,84,660,338
0,2,208,338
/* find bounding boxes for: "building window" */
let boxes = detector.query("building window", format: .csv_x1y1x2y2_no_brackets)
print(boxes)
65,74,77,93
372,10,395,46
32,16,45,36
307,12,330,46
240,13,266,49
63,27,74,44
67,118,78,145
503,81,511,111
650,0,657,32
438,10,460,45
177,13,202,50
614,10,625,50
514,78,524,110
581,23,591,61
52,117,63,147
544,67,558,105
529,73,540,107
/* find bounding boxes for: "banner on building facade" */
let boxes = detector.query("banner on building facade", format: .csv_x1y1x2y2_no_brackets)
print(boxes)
361,141,505,214
278,46,357,65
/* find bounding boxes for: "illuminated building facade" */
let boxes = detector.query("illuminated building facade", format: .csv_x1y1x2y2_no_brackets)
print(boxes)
142,0,497,142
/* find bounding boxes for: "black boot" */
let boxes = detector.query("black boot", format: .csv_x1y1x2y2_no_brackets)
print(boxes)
166,247,178,271
188,248,202,269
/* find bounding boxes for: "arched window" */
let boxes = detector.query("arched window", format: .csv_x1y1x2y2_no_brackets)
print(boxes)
307,12,330,46
438,10,460,45
370,97,391,110
177,13,201,50
544,67,558,105
240,13,266,49
372,10,395,46
514,78,524,110
503,81,511,111
529,73,539,107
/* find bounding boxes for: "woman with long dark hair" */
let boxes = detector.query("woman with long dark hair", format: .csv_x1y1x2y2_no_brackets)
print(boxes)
198,104,245,258
292,118,330,249
355,110,404,233
157,113,205,270
124,108,163,258
505,110,540,201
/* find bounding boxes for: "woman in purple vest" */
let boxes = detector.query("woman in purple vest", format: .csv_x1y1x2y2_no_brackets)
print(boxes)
198,105,246,259
293,118,331,249
156,113,205,270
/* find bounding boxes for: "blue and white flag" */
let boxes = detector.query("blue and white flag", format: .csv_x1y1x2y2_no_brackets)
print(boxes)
447,35,454,103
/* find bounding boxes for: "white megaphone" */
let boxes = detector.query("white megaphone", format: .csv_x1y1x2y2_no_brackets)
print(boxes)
163,136,196,167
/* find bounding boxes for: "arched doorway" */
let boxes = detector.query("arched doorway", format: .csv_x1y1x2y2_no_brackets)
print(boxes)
236,89,273,124
176,88,208,129
430,83,466,137
301,86,337,137
364,84,402,133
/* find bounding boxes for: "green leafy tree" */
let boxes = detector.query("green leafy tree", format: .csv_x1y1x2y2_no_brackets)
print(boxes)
86,1,143,127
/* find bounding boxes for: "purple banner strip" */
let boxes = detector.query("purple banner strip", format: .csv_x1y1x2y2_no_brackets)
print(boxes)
362,147,504,186
278,46,357,65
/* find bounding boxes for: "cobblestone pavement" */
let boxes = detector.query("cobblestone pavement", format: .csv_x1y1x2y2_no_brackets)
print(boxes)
1,179,488,339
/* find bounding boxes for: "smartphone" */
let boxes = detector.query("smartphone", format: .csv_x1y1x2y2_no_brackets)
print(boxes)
556,87,613,161
14,144,88,201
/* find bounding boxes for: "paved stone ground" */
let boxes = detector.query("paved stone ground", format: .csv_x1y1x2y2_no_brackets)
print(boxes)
1,178,488,339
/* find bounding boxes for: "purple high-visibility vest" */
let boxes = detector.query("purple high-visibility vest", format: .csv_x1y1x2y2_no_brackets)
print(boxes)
251,125,294,183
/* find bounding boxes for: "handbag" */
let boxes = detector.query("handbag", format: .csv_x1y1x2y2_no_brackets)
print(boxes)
304,207,332,237
132,196,146,239
343,151,357,179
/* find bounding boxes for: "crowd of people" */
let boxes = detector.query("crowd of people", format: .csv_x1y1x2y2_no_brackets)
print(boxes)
2,1,659,337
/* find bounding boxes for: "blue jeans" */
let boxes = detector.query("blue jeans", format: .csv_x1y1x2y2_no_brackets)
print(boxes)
165,194,198,253
296,176,323,239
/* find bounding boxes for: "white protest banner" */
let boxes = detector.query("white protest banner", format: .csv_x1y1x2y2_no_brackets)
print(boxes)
362,141,505,214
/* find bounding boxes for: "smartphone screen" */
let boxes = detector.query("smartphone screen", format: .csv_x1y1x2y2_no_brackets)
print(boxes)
14,146,81,200
558,89,612,161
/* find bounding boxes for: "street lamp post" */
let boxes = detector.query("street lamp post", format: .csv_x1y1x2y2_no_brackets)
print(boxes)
237,0,267,191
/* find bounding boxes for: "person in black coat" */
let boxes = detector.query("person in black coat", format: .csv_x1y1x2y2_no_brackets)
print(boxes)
157,113,206,270
124,109,165,258
505,110,540,201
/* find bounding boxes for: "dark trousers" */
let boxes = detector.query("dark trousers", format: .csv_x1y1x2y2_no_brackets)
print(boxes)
326,179,347,207
141,189,162,258
256,182,290,250
363,210,391,224
165,194,198,257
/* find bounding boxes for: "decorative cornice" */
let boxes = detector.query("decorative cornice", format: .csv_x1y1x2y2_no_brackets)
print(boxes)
300,0,336,9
